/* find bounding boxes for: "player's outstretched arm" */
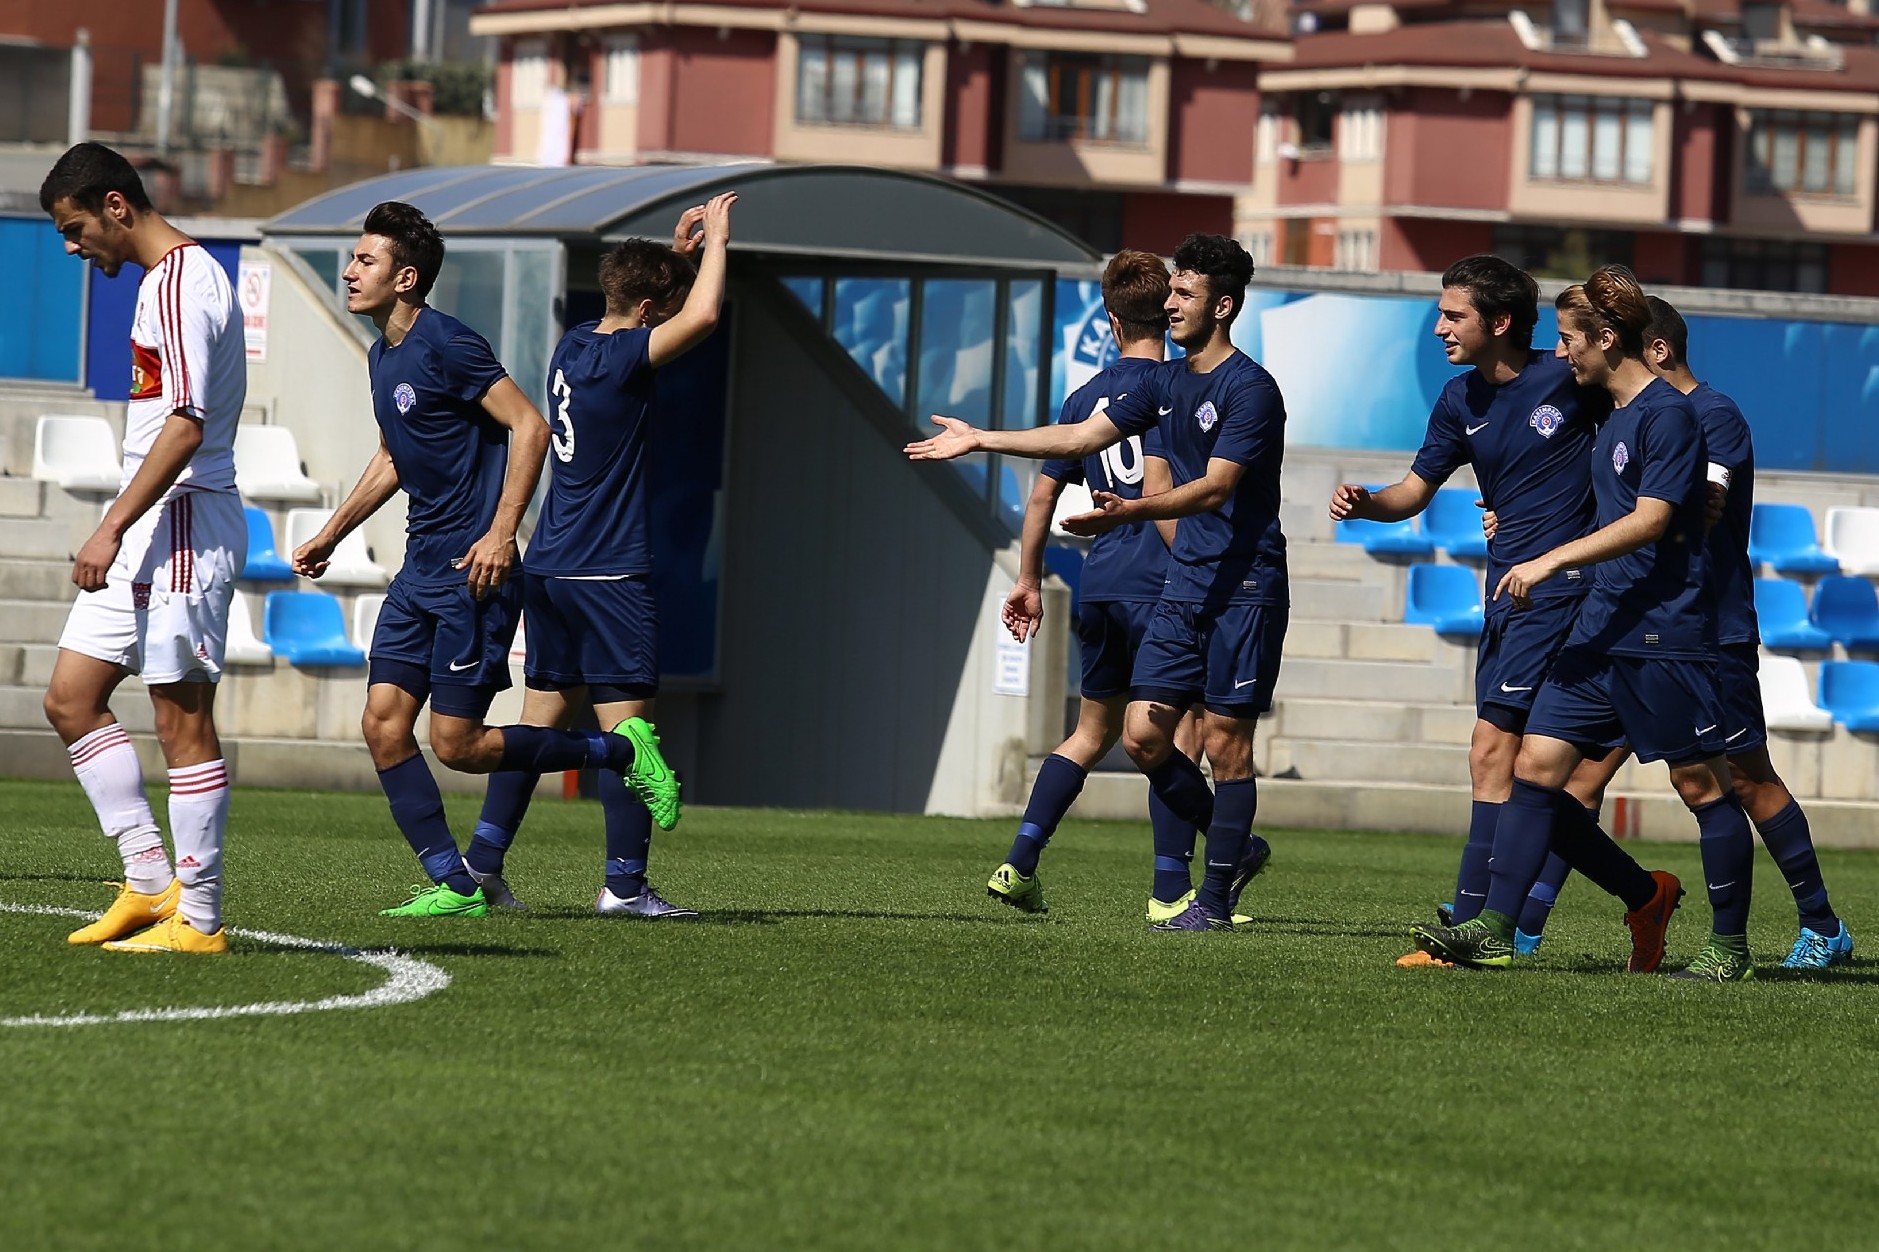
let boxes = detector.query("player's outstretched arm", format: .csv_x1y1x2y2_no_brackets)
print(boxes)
649,191,736,369
905,411,1123,463
1330,472,1436,523
72,412,204,591
458,376,549,599
1004,473,1067,643
1063,456,1246,537
295,436,400,579
1494,497,1674,605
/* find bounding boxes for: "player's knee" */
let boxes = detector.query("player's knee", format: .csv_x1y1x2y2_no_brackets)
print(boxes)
428,722,494,772
1669,762,1725,809
1122,724,1169,769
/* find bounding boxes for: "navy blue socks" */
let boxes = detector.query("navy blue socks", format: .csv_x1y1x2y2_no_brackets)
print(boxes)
601,768,653,898
1755,799,1837,933
1144,752,1215,832
1517,852,1571,936
467,770,540,877
1006,754,1089,876
1482,778,1560,922
1549,801,1654,912
377,754,476,895
497,725,628,775
1196,777,1257,918
1693,793,1755,936
1149,786,1196,903
1450,800,1500,924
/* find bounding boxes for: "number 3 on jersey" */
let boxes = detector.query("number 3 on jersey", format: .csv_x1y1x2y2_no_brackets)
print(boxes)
550,368,575,463
1089,398,1144,489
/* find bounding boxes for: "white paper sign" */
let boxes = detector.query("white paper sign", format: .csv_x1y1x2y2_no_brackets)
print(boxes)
239,261,271,362
994,633,1029,697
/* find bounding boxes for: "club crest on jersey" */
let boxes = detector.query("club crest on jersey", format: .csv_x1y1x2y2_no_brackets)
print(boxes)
1612,441,1630,473
393,382,417,414
1195,401,1219,433
1528,404,1564,439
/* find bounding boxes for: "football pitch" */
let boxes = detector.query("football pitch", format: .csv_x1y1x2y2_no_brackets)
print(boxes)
2,778,1874,1250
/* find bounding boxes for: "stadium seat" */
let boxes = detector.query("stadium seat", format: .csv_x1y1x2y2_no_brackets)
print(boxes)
262,591,365,667
1808,575,1879,651
1759,653,1832,732
1754,577,1833,651
1822,506,1879,577
1817,660,1879,732
233,425,322,504
241,506,295,582
352,592,386,655
1421,489,1489,560
1335,516,1436,558
1403,563,1484,640
31,414,121,492
223,590,273,666
1043,544,1084,609
1049,481,1096,538
1748,502,1839,575
283,508,388,587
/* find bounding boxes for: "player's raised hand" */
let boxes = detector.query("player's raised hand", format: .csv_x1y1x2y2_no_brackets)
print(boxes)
457,531,519,600
1002,579,1044,643
905,416,981,462
672,204,707,255
71,526,121,592
291,532,337,580
1479,502,1499,543
701,192,737,246
1328,482,1371,521
1061,490,1130,537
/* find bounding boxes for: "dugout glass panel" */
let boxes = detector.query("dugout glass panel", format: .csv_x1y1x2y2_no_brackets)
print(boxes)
832,277,910,406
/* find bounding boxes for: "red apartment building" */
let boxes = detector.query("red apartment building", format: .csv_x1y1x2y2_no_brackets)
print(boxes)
469,0,1879,291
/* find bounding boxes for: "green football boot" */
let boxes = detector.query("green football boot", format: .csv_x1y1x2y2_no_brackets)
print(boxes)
987,863,1047,914
612,716,681,831
1410,918,1514,969
1667,939,1754,982
379,883,488,918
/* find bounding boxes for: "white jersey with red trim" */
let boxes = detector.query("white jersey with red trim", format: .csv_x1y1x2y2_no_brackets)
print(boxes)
126,242,243,499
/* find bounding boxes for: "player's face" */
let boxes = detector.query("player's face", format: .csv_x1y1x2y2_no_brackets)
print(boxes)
1434,287,1496,366
1555,317,1613,387
1165,268,1220,349
344,234,405,316
48,195,133,277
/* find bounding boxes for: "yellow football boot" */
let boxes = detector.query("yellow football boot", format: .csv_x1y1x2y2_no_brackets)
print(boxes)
102,913,229,955
68,880,179,946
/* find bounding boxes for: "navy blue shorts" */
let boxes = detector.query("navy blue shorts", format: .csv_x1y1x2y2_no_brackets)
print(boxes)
1718,642,1767,755
1476,596,1582,728
368,573,519,719
522,574,658,699
1131,599,1287,718
1524,647,1727,766
1076,599,1157,700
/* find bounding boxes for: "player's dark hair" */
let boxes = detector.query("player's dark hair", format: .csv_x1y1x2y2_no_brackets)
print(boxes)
39,141,152,214
598,238,695,321
1170,233,1255,325
1557,263,1650,357
362,200,446,300
1643,294,1689,370
1102,249,1170,343
1440,255,1538,349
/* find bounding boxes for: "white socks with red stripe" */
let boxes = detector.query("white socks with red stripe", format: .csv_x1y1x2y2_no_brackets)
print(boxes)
168,759,229,933
68,724,172,895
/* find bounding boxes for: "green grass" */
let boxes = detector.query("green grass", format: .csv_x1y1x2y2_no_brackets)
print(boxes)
1,778,1874,1250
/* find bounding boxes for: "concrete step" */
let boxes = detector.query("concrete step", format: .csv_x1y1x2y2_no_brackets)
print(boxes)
1285,540,1407,583
0,599,78,643
1277,656,1470,704
0,560,77,603
1281,621,1463,664
1270,697,1476,747
0,683,153,733
1270,737,1468,786
0,404,124,479
1290,577,1391,623
0,476,44,517
16,643,57,688
0,518,82,562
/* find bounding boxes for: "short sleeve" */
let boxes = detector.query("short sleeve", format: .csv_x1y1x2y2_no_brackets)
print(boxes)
1208,370,1284,466
445,329,509,404
1141,422,1165,459
1408,388,1467,487
1636,399,1701,505
1104,367,1164,437
607,326,655,382
1700,397,1753,476
159,261,222,421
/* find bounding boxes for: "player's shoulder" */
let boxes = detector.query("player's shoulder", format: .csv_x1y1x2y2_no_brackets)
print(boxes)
1690,381,1746,424
1639,377,1699,427
1220,351,1283,404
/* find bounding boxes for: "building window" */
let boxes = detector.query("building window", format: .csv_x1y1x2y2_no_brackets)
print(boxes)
1333,228,1377,272
796,36,923,129
1240,229,1275,268
1553,0,1590,45
1296,92,1335,154
1256,106,1280,163
511,38,548,109
1338,98,1383,161
1530,95,1653,184
603,36,638,106
1018,52,1150,145
1700,238,1828,293
1492,224,1634,278
1745,111,1859,197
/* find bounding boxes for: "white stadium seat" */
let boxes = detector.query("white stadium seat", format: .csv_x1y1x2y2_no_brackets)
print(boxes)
284,507,389,587
1759,652,1834,732
234,425,323,504
1049,482,1096,539
224,590,273,666
1821,507,1879,577
32,414,121,492
351,592,386,653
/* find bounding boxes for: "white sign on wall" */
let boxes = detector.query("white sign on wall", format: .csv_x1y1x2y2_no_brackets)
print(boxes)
994,633,1029,698
239,261,271,362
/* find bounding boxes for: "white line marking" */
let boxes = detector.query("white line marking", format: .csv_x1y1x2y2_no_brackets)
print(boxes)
0,900,450,1028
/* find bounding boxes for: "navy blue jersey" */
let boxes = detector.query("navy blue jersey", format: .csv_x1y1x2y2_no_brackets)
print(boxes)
369,308,510,587
527,323,656,576
1568,377,1714,659
1689,383,1758,647
1108,352,1287,609
1411,351,1601,616
1040,356,1167,603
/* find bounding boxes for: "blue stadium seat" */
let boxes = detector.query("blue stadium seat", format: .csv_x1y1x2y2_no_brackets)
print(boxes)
242,506,295,582
1809,576,1879,650
262,591,365,667
1817,660,1879,732
1749,503,1839,575
1043,544,1083,610
1404,563,1484,640
1422,489,1489,560
1335,515,1436,558
1754,577,1833,651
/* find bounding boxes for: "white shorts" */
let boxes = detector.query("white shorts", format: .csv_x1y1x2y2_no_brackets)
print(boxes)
58,489,247,684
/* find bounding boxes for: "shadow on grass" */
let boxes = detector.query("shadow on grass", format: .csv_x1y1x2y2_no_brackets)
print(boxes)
521,906,1016,926
0,872,116,887
352,942,562,959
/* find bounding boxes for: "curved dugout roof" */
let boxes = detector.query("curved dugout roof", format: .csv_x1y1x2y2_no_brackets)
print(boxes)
263,163,1098,267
